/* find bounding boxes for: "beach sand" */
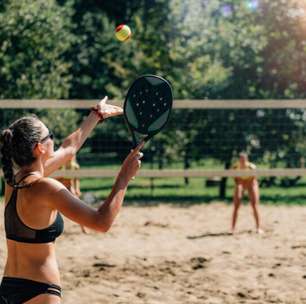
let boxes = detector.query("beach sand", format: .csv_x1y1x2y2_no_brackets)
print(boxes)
1,203,306,304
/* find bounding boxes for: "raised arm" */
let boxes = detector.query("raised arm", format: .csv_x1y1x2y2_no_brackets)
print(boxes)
44,97,123,176
47,142,144,232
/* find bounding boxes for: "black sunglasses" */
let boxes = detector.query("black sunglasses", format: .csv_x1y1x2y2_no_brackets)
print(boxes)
40,132,54,143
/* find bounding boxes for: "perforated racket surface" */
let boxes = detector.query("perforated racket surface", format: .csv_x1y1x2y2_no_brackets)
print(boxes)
124,75,173,147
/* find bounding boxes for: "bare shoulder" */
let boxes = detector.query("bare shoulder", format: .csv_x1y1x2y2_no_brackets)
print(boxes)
35,176,103,231
32,177,76,208
33,177,67,196
38,176,65,186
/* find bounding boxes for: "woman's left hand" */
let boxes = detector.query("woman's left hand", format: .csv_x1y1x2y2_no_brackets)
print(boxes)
95,96,123,119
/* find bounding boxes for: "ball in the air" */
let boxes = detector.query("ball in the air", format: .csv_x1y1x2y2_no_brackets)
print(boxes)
115,24,131,42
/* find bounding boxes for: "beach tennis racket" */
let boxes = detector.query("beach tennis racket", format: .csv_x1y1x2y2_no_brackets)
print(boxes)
124,75,173,148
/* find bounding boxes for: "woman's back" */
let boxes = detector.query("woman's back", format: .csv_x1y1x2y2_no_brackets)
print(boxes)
3,180,62,284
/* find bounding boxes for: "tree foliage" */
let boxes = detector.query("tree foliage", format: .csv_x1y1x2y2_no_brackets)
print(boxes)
0,0,78,138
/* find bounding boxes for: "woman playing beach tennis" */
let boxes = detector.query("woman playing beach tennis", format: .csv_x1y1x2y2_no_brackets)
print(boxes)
231,152,263,234
0,97,143,303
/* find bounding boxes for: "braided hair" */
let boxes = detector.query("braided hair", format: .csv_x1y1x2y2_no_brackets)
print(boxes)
0,116,43,187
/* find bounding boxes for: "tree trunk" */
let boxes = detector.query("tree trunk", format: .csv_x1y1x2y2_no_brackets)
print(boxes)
184,148,190,186
219,161,231,199
158,148,164,170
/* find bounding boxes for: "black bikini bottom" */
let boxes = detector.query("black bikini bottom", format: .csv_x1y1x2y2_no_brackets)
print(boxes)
0,276,61,303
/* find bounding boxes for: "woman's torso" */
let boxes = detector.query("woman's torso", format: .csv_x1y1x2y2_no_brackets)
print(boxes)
3,179,63,285
233,161,257,183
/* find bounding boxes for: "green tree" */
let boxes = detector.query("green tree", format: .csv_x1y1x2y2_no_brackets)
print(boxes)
0,0,78,140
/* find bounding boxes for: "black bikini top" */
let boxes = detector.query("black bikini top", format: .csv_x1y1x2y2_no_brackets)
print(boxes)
4,173,64,244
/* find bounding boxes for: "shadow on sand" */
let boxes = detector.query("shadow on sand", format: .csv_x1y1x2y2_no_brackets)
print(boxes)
187,230,253,239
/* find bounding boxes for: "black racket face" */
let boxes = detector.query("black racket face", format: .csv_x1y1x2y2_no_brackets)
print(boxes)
124,75,173,145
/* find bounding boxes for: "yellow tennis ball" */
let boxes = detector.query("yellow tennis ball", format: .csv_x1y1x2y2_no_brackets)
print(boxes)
115,24,131,42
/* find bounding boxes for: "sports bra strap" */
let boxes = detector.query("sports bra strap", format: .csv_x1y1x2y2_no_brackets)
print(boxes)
13,172,41,189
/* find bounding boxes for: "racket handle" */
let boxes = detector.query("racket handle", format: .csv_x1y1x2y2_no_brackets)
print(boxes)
132,138,146,149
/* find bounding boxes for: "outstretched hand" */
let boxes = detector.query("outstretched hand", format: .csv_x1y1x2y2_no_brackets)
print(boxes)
96,96,123,119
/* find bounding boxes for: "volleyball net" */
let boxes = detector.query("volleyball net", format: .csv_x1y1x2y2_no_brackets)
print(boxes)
1,99,306,179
